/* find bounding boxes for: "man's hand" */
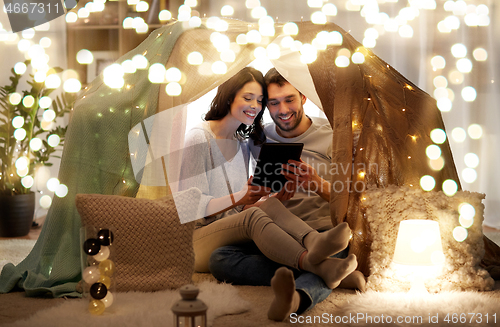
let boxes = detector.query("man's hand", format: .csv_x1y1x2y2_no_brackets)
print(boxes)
271,180,296,202
281,159,330,201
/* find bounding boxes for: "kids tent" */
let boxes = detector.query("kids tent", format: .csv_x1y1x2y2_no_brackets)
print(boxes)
1,18,498,297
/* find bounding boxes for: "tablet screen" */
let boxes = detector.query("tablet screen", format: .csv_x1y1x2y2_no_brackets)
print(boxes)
251,143,304,192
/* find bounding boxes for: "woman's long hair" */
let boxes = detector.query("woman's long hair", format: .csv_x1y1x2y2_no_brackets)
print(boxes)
204,67,267,145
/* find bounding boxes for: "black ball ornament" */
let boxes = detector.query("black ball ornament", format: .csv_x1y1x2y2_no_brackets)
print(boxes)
90,282,108,300
97,229,114,246
83,238,101,255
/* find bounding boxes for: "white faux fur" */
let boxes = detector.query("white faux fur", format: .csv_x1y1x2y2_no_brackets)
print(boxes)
337,291,499,327
363,186,494,292
0,239,36,271
4,281,250,327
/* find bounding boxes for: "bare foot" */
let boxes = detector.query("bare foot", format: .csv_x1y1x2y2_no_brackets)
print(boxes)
339,271,366,292
302,254,358,289
304,222,351,265
268,267,301,321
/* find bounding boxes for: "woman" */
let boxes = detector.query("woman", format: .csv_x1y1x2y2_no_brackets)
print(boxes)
178,67,356,290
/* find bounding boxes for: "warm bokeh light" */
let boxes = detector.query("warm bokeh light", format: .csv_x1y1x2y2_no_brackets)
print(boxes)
442,179,458,197
464,153,479,168
462,168,477,184
430,128,447,144
420,175,436,191
453,226,468,242
467,124,483,139
451,127,467,142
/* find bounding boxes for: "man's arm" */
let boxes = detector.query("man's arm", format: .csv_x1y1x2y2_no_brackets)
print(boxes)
281,159,331,202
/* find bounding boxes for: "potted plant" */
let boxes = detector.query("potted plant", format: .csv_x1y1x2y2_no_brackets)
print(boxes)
0,60,75,237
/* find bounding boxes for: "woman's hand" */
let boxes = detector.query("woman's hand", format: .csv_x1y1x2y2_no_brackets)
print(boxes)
234,176,272,206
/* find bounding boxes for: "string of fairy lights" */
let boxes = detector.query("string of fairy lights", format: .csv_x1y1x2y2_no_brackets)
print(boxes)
0,0,492,240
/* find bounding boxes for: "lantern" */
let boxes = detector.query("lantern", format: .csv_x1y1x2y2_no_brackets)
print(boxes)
171,285,207,327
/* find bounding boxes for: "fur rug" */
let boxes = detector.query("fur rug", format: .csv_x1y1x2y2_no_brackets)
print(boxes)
3,280,250,327
0,239,36,271
335,291,499,327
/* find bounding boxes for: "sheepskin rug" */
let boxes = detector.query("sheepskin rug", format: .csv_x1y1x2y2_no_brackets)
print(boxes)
3,281,250,327
337,290,499,327
363,186,494,292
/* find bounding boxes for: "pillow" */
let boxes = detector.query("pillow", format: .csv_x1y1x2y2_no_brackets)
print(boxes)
363,185,494,292
76,191,197,292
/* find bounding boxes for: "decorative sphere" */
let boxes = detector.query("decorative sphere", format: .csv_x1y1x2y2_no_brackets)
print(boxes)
99,259,116,277
83,238,101,255
98,275,112,288
102,291,114,308
90,282,108,300
93,246,110,262
97,229,114,246
82,266,101,284
88,299,106,315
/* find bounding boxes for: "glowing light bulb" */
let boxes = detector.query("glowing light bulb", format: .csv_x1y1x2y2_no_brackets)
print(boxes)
165,67,181,82
461,86,476,102
66,12,78,23
46,177,60,192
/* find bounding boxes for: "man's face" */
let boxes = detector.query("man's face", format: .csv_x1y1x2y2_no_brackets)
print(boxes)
267,82,307,137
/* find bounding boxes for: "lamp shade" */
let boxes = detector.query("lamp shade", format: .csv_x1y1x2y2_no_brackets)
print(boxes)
393,220,445,266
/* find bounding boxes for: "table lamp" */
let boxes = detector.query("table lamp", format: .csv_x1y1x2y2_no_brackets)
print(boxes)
392,219,445,294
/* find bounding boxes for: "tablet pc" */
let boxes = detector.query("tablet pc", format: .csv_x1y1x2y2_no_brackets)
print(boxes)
251,143,304,192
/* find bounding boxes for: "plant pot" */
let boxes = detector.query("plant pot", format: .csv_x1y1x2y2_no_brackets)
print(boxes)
0,192,35,237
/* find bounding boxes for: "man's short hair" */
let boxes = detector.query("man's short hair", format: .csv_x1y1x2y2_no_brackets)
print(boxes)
264,68,303,97
264,68,288,87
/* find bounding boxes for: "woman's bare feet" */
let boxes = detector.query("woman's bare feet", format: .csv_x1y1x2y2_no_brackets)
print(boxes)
339,270,367,292
303,222,351,265
268,267,301,321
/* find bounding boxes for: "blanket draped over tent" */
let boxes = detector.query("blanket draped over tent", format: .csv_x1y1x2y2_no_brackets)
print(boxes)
1,19,499,297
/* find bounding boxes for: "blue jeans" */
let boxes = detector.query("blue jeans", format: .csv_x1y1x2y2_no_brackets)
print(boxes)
209,242,349,314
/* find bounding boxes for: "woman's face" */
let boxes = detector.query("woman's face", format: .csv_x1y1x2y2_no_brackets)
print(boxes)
229,81,264,126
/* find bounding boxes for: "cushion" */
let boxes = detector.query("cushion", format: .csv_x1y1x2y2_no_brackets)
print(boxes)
76,192,196,292
363,185,494,292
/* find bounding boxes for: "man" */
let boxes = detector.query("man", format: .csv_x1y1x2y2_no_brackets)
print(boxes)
208,68,365,321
